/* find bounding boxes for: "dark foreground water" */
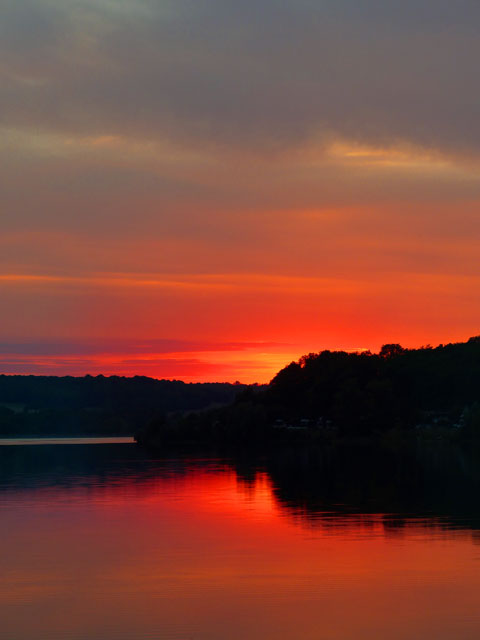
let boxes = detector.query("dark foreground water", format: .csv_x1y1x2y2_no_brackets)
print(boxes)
1,440,480,640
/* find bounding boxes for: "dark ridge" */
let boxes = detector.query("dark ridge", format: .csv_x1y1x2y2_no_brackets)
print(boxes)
137,336,480,446
0,375,248,437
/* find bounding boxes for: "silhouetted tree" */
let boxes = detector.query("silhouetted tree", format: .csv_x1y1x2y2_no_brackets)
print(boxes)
379,344,405,358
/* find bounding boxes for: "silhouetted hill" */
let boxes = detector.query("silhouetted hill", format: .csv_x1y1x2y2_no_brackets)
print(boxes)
138,337,480,446
0,375,246,436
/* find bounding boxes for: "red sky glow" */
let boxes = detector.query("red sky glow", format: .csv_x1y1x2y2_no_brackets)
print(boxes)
1,1,480,381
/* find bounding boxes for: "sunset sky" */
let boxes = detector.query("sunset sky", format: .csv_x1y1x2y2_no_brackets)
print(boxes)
2,0,480,382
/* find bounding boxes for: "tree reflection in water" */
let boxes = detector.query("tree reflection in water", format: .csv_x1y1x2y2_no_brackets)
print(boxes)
1,441,480,535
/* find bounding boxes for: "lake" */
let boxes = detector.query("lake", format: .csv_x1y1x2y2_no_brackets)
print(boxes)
1,439,480,639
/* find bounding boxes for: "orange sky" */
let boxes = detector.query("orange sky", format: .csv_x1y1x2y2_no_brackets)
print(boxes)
1,1,480,381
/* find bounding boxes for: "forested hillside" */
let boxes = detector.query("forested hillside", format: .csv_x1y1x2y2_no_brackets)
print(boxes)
138,337,480,446
0,375,246,436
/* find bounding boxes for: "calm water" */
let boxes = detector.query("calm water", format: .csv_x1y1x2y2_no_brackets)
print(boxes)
1,440,480,639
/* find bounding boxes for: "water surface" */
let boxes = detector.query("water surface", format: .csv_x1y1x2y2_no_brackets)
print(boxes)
0,437,134,446
1,442,480,639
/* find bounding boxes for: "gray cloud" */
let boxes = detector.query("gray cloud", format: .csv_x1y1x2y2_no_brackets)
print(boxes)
1,0,479,302
0,337,281,356
1,0,480,154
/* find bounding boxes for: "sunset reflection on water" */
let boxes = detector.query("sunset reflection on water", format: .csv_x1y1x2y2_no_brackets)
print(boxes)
1,442,480,640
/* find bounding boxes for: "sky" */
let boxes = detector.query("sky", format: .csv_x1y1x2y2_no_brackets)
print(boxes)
1,0,480,382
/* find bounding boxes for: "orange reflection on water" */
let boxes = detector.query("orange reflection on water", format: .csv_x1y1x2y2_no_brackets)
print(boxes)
1,464,480,640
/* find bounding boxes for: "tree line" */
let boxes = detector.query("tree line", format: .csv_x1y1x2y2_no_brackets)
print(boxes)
138,337,480,446
0,375,246,437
